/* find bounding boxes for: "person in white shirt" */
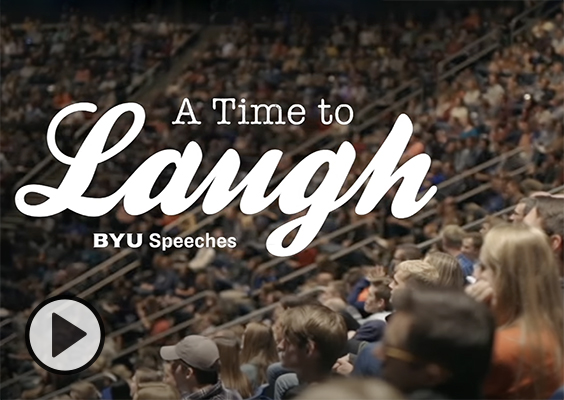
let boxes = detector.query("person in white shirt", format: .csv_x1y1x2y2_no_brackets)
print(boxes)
483,74,505,107
359,276,392,324
463,80,481,107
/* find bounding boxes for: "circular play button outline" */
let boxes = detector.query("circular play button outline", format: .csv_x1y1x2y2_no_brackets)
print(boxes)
25,295,105,375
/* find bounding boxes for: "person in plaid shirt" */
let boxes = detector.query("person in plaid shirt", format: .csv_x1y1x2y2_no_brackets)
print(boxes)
161,335,243,400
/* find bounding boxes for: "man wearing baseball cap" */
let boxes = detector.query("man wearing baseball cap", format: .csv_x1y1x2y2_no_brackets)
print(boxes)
160,335,242,400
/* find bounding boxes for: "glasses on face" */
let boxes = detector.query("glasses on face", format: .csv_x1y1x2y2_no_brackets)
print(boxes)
375,342,423,365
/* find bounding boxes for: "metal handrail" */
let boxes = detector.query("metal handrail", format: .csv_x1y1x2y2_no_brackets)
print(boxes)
49,250,134,298
438,32,501,82
416,184,564,251
0,370,34,391
0,250,136,349
358,23,504,136
274,236,378,289
436,147,522,191
355,89,424,134
0,333,16,347
168,2,516,237
509,0,555,41
437,28,501,76
76,261,141,299
272,164,531,289
108,287,321,364
35,372,107,400
252,219,369,278
251,144,525,280
356,78,420,123
511,0,561,42
356,28,500,132
17,13,520,310
410,165,529,226
107,291,212,339
4,7,556,390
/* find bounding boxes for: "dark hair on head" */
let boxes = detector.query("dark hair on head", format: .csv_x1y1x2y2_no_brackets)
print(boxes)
396,244,423,261
370,282,392,311
343,267,364,287
280,294,320,309
192,368,219,386
279,304,347,372
518,197,538,216
464,232,483,250
392,288,495,399
110,380,132,400
534,196,564,239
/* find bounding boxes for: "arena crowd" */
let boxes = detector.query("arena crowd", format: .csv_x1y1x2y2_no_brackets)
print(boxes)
0,1,563,400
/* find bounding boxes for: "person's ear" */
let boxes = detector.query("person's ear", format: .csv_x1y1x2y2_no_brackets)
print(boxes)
186,366,194,380
306,340,316,357
377,298,385,310
550,234,562,253
424,363,451,387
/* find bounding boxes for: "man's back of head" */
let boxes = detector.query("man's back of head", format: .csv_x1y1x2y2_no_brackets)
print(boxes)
440,225,466,254
379,288,495,399
390,260,440,300
278,304,347,381
524,196,564,274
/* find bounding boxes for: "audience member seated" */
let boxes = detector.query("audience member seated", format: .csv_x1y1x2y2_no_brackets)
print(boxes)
377,288,495,399
466,223,563,399
160,335,242,400
275,305,347,399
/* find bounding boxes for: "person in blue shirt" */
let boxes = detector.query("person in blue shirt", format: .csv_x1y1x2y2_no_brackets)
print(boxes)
440,225,475,277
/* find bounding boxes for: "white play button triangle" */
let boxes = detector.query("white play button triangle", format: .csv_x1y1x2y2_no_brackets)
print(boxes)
25,296,105,374
52,312,87,357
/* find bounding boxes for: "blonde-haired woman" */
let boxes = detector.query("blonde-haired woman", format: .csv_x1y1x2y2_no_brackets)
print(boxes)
212,334,254,399
240,322,279,388
423,251,465,289
466,223,563,399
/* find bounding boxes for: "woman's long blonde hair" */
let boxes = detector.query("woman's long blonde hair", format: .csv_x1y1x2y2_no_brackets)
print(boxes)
424,251,465,289
212,334,254,399
481,223,563,394
240,322,279,385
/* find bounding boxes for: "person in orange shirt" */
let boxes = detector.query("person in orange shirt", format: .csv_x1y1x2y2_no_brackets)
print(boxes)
53,89,73,110
466,223,564,399
400,133,425,165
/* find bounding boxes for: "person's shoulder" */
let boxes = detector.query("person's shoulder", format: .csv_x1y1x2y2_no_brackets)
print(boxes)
281,383,308,400
223,387,243,400
491,326,526,363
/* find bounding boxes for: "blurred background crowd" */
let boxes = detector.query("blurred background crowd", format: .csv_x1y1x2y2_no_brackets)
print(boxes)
1,0,563,399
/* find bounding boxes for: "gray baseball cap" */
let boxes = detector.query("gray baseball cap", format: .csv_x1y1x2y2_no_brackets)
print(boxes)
160,335,220,371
